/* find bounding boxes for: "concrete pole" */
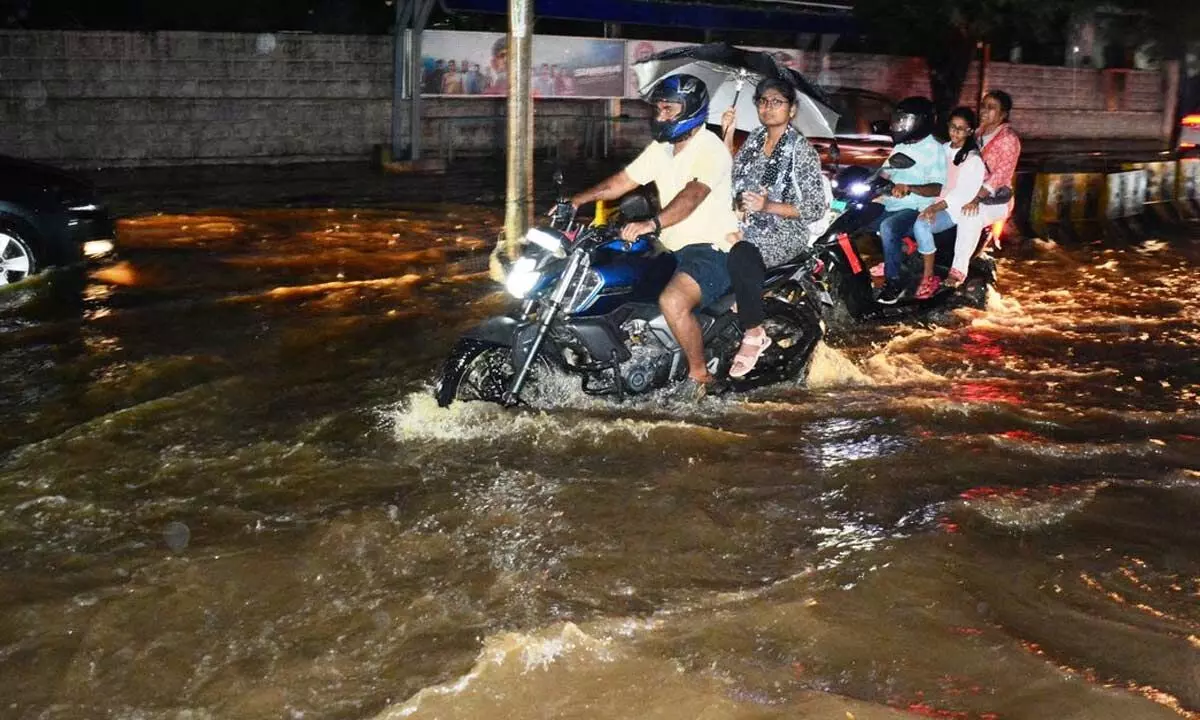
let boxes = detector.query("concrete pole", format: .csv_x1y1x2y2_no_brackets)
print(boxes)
409,0,437,161
503,0,534,261
390,0,414,160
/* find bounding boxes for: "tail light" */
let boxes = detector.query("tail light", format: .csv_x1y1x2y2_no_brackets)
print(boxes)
1183,114,1200,127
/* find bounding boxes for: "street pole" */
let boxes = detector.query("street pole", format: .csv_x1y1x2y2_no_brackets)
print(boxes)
976,41,991,115
503,0,534,263
390,0,414,160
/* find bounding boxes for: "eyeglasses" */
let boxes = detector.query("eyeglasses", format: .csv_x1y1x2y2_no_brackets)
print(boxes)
948,124,971,133
756,97,789,109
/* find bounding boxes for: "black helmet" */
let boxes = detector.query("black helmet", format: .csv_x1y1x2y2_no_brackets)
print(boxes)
890,96,935,145
647,74,710,143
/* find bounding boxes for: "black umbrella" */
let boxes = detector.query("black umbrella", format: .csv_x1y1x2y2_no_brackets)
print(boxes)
632,42,838,138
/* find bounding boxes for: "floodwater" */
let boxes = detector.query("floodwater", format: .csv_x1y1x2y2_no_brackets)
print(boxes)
1,194,1198,720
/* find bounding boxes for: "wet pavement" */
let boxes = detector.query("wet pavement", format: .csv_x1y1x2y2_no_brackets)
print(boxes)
1,163,1198,720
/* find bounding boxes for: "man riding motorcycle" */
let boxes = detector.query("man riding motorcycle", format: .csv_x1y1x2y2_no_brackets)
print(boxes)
562,74,739,396
868,96,946,305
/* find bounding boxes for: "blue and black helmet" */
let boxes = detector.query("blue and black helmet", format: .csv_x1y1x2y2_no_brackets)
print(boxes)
647,74,710,143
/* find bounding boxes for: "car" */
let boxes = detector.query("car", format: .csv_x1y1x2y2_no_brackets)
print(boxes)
719,87,896,171
1180,111,1200,152
0,155,116,287
813,87,896,170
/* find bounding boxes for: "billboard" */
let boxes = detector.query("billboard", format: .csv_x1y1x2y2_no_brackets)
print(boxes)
420,30,625,98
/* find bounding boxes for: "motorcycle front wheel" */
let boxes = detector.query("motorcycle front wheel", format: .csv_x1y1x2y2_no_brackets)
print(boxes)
434,338,516,407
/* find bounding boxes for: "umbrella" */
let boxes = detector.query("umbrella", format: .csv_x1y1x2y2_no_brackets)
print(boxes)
632,42,839,139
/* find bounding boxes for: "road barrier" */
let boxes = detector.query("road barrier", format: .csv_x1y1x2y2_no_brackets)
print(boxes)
1029,155,1200,239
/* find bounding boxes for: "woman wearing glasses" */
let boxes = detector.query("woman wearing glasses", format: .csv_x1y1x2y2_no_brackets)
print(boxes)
718,77,827,378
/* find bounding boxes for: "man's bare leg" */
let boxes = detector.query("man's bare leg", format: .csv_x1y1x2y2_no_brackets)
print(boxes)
659,272,712,383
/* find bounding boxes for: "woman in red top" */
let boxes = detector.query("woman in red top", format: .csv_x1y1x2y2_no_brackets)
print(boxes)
949,90,1021,286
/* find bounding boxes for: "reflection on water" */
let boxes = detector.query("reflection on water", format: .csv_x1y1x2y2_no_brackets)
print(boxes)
0,207,1197,720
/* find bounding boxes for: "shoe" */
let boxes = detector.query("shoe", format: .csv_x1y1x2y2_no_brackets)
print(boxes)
869,262,885,278
728,332,773,379
876,279,906,305
944,268,966,288
914,275,941,300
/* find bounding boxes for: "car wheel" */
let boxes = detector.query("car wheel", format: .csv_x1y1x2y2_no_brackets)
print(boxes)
0,225,40,287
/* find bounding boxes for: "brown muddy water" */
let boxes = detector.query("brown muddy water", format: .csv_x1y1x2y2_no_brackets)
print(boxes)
0,201,1197,720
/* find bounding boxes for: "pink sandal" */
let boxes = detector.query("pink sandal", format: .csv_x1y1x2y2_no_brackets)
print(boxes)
729,332,772,379
945,268,966,288
869,262,885,278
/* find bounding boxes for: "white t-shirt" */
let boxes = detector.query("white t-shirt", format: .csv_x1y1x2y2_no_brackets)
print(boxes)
624,128,739,251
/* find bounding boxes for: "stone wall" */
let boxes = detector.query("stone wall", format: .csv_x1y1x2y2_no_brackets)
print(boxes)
0,30,1173,168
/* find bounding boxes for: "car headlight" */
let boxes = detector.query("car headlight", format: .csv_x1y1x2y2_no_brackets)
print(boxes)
525,227,566,258
505,257,542,298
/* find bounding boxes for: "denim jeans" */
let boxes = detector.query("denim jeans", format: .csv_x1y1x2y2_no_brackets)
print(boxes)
912,209,956,255
863,209,919,281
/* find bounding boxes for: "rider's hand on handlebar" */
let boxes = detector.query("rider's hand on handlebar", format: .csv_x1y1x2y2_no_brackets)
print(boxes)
620,219,656,243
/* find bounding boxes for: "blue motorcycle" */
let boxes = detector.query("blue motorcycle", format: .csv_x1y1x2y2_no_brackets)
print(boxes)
433,173,826,407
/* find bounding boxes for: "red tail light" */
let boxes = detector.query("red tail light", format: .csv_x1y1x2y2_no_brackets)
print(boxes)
1183,114,1200,127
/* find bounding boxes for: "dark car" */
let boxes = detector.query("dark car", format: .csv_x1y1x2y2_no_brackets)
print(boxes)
723,87,896,171
811,87,896,170
0,155,116,287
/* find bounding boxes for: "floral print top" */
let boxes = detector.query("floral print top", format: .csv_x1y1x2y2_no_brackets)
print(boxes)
731,125,829,268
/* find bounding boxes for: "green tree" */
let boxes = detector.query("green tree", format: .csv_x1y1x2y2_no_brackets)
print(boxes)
853,0,1082,121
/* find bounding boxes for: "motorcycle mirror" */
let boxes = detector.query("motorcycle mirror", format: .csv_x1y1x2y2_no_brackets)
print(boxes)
886,152,916,170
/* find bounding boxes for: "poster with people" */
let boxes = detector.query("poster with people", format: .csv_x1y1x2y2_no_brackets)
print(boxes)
420,30,625,98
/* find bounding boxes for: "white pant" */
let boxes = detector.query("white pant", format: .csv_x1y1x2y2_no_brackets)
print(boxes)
951,203,1008,277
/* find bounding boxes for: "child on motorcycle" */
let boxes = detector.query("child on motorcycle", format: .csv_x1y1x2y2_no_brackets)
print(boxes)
911,107,986,299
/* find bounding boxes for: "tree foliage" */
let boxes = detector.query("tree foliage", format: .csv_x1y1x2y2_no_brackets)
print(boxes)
852,0,1084,120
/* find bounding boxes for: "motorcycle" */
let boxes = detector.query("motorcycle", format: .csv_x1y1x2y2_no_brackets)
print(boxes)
433,172,827,407
811,147,1004,324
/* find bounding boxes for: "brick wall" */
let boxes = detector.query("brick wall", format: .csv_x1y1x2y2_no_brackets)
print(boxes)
0,30,1172,167
0,30,602,166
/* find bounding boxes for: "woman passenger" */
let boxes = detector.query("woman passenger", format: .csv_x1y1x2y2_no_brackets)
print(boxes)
718,78,828,378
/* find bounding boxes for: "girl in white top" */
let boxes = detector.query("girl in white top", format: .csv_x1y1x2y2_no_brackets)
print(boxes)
910,107,986,298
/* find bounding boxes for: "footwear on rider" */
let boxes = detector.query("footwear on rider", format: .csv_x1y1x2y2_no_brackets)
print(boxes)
877,279,907,305
915,274,941,299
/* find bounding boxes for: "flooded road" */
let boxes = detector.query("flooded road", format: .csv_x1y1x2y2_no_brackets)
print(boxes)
1,188,1197,720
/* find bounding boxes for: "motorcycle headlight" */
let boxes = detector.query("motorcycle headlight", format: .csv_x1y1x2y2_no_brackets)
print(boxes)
505,257,542,298
525,227,567,258
849,182,871,197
